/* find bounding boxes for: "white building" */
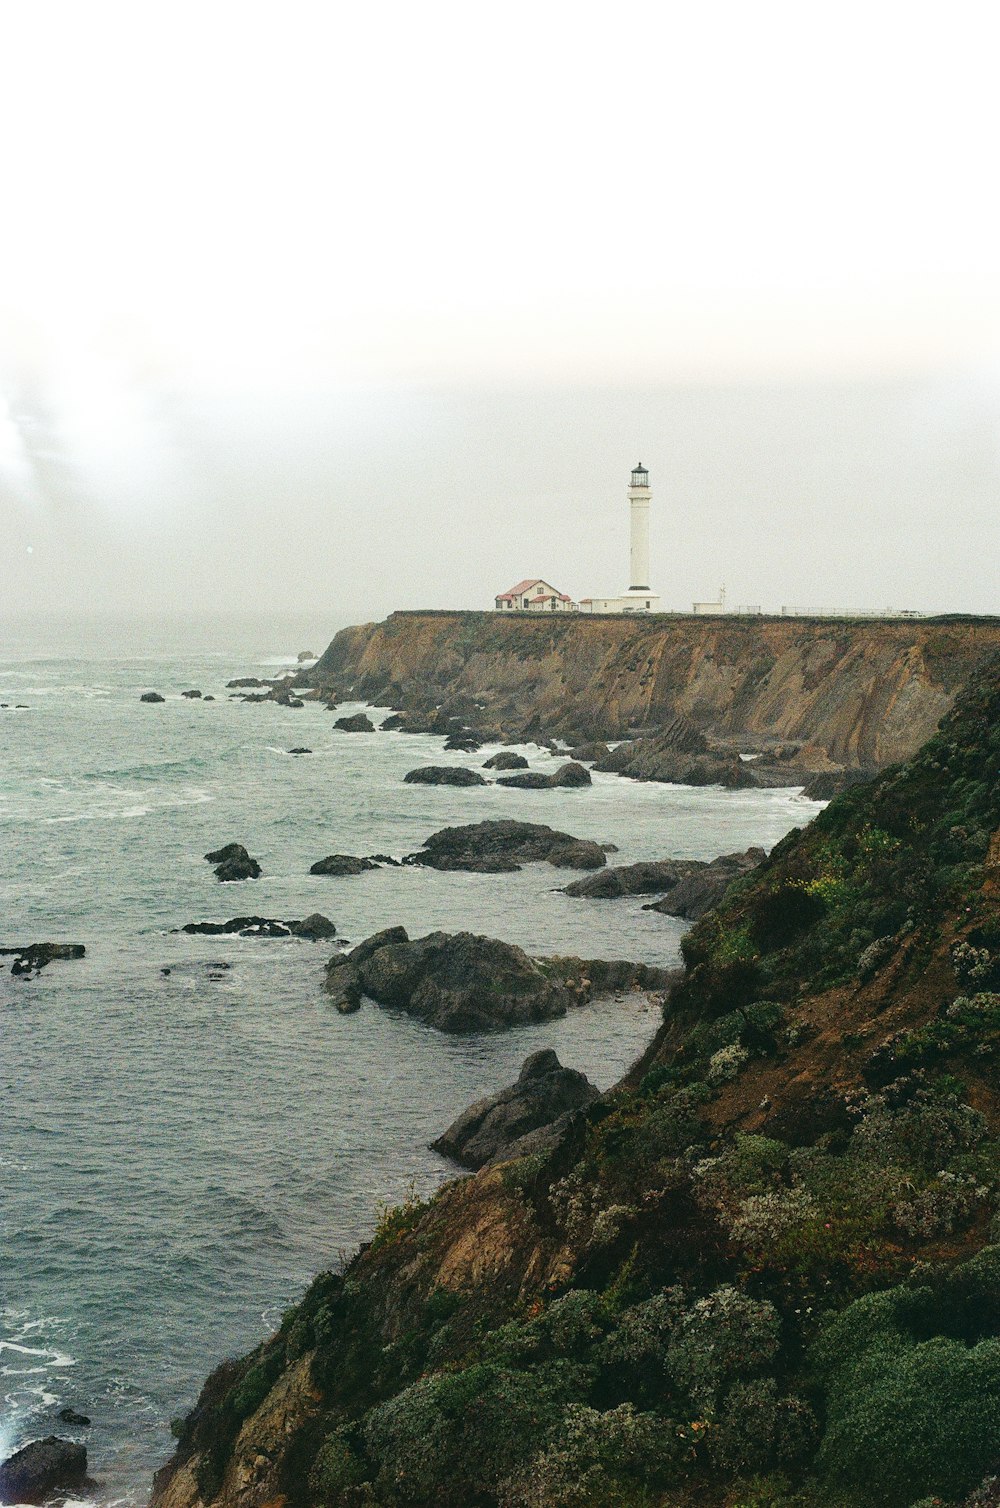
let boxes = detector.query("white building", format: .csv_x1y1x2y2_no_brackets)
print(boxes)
579,463,661,613
495,578,578,612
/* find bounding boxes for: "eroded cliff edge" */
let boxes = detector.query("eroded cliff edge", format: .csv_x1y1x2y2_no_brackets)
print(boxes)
305,611,1000,769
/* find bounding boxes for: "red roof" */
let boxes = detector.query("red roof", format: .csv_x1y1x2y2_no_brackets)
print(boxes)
497,579,572,602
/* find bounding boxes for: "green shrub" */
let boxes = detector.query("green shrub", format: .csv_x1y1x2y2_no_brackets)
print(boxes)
498,1401,685,1507
309,1426,371,1503
811,1283,1000,1505
708,1378,817,1474
666,1285,780,1410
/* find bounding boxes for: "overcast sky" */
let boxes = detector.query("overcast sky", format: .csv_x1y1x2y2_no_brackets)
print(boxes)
1,1,998,623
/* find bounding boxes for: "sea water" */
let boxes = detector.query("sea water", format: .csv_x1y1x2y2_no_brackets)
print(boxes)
0,617,820,1502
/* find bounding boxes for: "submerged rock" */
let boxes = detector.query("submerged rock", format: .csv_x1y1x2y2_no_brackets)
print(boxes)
204,844,262,882
404,819,607,873
57,1408,91,1427
178,914,335,939
0,1436,91,1505
288,747,312,755
334,712,375,732
403,765,488,787
431,1048,600,1168
309,854,376,876
1,942,86,976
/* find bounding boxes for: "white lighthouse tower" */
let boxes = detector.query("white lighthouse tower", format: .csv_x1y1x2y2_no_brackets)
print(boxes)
627,462,651,592
577,462,661,613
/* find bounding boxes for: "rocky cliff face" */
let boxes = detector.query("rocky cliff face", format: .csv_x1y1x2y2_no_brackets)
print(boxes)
152,664,1000,1508
306,611,1000,768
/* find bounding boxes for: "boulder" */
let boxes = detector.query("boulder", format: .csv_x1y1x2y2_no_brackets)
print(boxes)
297,649,316,662
204,844,262,882
498,762,591,790
380,713,407,731
549,761,591,787
563,860,687,899
309,854,376,876
642,848,766,920
181,689,202,699
403,766,488,787
334,712,375,732
431,1048,599,1168
0,1437,90,1505
291,913,338,940
139,691,165,703
404,820,608,873
565,741,611,763
57,1408,91,1427
323,929,578,1032
483,751,529,770
203,695,215,701
443,732,482,752
226,677,266,688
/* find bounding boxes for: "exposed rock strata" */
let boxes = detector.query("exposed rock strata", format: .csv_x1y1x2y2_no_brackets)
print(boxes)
431,1049,599,1168
304,610,1000,769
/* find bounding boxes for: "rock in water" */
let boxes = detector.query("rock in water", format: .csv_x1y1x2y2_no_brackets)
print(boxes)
548,761,591,787
291,913,337,940
0,943,86,976
496,771,551,789
482,751,529,770
403,766,488,786
0,1437,90,1505
431,1049,599,1168
288,746,312,755
324,929,577,1032
498,762,591,789
564,848,766,915
334,712,375,732
178,914,335,939
309,854,376,876
443,732,482,752
405,820,607,872
204,844,262,882
181,689,202,698
57,1408,91,1427
139,691,165,703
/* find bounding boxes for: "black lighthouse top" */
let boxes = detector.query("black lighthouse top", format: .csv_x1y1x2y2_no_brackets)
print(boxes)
630,463,648,488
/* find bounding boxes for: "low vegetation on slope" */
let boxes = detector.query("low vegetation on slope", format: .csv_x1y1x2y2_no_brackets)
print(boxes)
156,668,1000,1508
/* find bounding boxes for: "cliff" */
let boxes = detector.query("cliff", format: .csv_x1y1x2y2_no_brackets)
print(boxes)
152,664,1000,1508
306,611,1000,769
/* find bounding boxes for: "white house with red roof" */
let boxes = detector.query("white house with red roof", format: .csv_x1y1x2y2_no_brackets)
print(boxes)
495,578,578,612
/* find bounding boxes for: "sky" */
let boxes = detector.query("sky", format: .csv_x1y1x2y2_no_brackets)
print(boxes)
1,1,998,624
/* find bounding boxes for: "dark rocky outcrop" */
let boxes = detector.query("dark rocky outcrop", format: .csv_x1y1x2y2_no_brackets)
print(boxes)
403,766,488,787
564,740,611,762
483,751,529,770
334,712,375,733
309,854,377,876
430,1049,599,1168
1,943,86,976
0,1437,91,1505
181,689,202,699
594,720,754,788
324,928,577,1030
498,761,592,790
178,914,336,940
324,929,671,1032
226,677,267,688
405,819,607,872
288,747,312,755
802,766,877,801
204,844,262,882
563,848,766,918
139,691,165,703
443,732,482,752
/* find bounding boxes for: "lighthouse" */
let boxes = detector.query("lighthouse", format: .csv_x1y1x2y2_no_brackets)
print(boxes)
628,462,651,592
577,462,661,613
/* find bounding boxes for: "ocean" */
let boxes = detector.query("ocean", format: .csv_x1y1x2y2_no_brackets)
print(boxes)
0,616,820,1503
